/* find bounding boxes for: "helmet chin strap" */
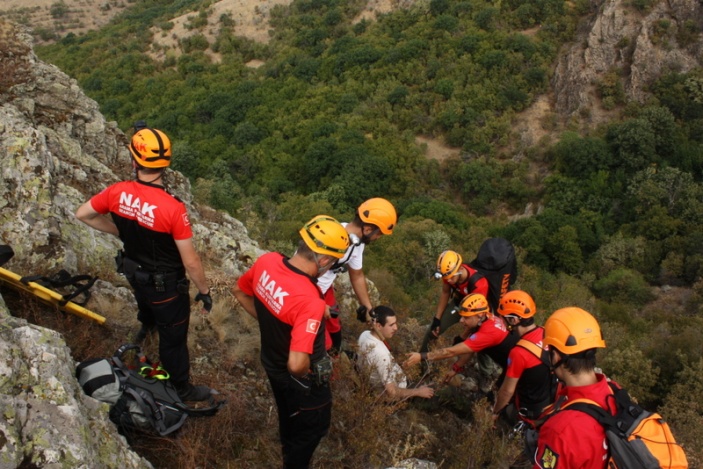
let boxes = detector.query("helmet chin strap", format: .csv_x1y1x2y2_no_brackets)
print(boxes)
550,350,567,372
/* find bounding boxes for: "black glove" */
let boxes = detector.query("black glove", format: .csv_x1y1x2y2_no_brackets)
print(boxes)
195,291,213,312
356,305,368,323
431,317,441,332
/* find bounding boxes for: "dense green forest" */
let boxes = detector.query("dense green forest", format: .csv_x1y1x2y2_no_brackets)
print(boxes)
37,0,703,460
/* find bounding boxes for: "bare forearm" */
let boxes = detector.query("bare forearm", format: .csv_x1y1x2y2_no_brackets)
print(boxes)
386,383,433,400
75,202,119,237
184,261,209,294
429,343,471,362
405,343,472,367
231,283,256,318
435,288,450,318
349,268,371,309
493,387,514,415
175,238,209,294
493,377,518,415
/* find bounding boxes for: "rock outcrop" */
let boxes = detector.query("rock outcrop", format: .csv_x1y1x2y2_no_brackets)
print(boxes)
552,0,703,120
0,297,153,469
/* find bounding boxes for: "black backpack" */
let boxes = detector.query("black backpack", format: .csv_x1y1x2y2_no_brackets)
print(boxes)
76,344,225,437
467,238,518,311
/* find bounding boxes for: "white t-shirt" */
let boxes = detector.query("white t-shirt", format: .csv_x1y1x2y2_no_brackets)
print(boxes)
356,330,407,389
316,222,366,294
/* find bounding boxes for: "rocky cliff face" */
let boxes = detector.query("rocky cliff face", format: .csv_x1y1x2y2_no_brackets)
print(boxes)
0,19,266,467
0,297,154,469
552,0,703,121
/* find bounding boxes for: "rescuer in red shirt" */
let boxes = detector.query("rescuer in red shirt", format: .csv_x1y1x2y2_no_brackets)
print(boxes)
406,293,518,387
75,124,213,402
420,250,490,354
532,307,614,469
231,215,350,469
493,290,553,425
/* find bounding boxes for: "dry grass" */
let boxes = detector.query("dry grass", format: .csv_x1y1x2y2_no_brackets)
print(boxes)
2,279,530,468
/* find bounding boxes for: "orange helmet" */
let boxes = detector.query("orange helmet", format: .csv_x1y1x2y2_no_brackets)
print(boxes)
129,128,172,168
498,290,536,319
299,215,350,259
358,198,397,235
435,250,462,279
544,307,606,355
458,293,490,317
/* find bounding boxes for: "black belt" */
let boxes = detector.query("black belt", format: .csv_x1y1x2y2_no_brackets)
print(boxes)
148,270,185,282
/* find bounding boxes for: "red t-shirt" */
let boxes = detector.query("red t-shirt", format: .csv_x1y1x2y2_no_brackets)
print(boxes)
444,263,489,300
237,252,327,380
506,327,544,379
464,314,508,352
534,374,616,469
90,180,192,271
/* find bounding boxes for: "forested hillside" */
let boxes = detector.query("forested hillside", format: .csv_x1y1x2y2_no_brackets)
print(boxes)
32,0,703,464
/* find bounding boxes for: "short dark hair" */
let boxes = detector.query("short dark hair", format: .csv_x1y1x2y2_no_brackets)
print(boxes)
518,317,535,327
370,305,396,326
296,240,316,261
137,166,165,176
555,348,598,374
352,212,379,232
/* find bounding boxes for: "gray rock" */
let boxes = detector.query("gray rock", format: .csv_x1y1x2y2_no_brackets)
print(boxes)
0,296,153,469
552,0,703,121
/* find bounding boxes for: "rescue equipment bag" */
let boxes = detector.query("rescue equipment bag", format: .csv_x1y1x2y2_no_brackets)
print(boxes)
76,344,224,437
564,382,688,469
467,238,517,311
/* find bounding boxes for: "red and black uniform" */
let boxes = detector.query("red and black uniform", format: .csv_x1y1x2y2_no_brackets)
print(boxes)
533,374,616,469
464,314,517,369
90,179,193,385
506,327,552,419
448,264,489,303
237,252,330,469
421,264,490,352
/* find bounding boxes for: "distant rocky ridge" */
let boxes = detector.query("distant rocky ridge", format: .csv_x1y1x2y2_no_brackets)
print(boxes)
553,0,703,121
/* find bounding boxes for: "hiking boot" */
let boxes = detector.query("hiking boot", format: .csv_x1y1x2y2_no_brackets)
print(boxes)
133,324,156,344
176,382,212,402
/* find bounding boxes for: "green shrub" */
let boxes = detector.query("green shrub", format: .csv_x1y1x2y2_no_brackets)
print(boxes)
50,1,69,19
592,268,654,305
659,359,703,465
600,345,660,404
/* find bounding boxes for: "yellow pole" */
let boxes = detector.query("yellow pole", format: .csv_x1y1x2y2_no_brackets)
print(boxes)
0,267,106,325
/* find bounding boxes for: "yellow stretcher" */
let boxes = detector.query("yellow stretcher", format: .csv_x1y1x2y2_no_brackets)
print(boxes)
0,266,106,325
